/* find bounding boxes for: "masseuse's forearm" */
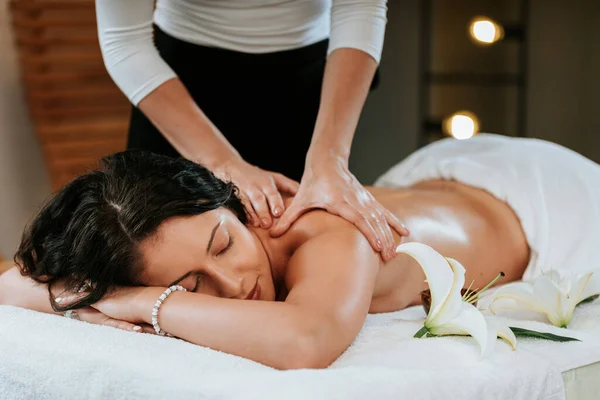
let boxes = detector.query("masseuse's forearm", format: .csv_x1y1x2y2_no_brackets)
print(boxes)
138,289,334,370
307,48,378,167
137,78,241,168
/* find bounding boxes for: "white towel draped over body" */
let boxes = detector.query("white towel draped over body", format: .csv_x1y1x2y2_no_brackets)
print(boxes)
376,133,600,282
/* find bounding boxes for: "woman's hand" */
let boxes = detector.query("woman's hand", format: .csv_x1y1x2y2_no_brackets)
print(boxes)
211,157,299,228
73,306,156,334
58,286,153,328
270,159,409,262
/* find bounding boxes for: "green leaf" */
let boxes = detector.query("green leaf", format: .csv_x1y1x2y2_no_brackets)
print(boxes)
509,327,580,342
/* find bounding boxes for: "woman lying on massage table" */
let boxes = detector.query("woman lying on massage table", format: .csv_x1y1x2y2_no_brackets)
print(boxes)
2,134,599,370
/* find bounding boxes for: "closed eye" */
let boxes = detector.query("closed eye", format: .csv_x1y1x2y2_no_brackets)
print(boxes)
217,234,235,256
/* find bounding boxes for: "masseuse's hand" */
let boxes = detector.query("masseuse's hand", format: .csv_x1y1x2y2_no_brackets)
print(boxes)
270,159,409,262
211,157,300,228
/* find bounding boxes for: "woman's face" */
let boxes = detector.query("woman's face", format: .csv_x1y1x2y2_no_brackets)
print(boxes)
138,208,275,301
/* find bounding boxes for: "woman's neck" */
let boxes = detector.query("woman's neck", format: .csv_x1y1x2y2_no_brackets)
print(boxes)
249,222,293,291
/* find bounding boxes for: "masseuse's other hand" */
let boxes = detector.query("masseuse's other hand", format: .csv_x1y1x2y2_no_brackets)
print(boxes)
270,159,409,262
211,158,299,228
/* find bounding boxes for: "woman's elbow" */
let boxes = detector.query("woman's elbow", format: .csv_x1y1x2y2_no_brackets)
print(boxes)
276,329,339,370
0,267,19,306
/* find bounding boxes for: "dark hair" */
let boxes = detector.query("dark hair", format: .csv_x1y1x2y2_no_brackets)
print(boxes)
15,150,247,312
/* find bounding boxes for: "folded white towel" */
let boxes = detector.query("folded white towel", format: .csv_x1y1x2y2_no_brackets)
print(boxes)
1,298,599,400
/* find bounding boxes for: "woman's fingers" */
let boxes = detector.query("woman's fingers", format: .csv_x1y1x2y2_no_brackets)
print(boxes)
139,323,157,335
103,318,141,332
76,307,152,334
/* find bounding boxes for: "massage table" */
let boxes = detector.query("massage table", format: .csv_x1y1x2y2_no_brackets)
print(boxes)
1,294,599,400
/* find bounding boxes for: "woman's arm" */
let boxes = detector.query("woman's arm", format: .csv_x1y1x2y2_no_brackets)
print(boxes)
95,0,297,226
0,267,60,314
0,267,156,333
95,227,380,370
310,0,388,160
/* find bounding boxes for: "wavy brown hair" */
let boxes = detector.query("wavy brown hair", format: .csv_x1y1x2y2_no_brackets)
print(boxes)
15,150,246,312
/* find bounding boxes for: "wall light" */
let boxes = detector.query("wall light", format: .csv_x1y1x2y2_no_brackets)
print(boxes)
442,111,480,140
468,16,505,45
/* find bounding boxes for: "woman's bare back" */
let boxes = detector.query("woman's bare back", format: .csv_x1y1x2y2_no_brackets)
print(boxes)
272,180,530,314
365,180,530,312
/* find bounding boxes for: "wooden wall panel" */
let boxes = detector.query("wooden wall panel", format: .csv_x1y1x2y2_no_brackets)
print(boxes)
9,0,130,191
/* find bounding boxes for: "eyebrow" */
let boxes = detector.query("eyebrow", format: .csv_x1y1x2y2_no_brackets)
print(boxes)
207,220,223,254
168,220,222,287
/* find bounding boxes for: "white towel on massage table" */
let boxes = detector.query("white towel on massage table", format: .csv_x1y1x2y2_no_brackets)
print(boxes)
1,298,599,400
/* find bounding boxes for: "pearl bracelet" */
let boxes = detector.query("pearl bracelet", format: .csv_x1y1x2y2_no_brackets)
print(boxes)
152,285,187,336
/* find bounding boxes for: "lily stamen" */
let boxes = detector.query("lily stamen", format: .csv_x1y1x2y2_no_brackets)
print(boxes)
463,272,506,304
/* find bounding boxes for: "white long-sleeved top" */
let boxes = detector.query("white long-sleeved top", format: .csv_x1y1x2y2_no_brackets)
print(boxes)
95,0,388,105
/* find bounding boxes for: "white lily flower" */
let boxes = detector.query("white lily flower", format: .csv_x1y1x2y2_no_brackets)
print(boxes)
485,316,518,351
396,242,490,356
489,269,600,328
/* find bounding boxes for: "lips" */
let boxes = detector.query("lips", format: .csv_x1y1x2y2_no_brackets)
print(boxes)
245,280,261,301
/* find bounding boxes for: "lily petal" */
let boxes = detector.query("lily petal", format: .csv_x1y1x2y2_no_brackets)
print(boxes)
568,272,592,307
532,276,564,326
579,270,600,303
490,283,549,317
396,242,457,322
429,257,467,326
429,302,489,357
488,297,535,314
486,317,518,351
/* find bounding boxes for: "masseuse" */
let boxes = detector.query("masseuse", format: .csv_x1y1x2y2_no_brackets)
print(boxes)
95,0,407,261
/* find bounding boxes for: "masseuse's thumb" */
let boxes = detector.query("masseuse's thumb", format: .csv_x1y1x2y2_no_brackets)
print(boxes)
269,198,309,237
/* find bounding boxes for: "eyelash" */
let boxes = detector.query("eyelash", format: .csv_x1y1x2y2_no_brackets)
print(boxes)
217,234,235,256
192,275,202,292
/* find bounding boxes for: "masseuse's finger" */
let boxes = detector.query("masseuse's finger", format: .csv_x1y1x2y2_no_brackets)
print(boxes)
240,192,260,227
248,188,272,228
272,172,300,196
370,207,395,262
334,203,382,253
383,208,410,237
269,198,312,237
262,180,286,218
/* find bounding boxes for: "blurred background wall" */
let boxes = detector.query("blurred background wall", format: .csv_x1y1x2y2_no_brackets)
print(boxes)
0,0,599,256
352,0,600,183
0,0,50,259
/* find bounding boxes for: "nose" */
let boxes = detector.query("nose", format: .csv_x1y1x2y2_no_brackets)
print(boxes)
208,265,244,299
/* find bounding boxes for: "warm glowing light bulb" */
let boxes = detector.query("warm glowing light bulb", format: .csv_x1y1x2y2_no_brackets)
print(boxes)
442,111,480,140
469,17,504,45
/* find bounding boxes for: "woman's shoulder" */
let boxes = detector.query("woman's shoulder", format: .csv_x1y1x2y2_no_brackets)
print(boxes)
282,208,358,246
